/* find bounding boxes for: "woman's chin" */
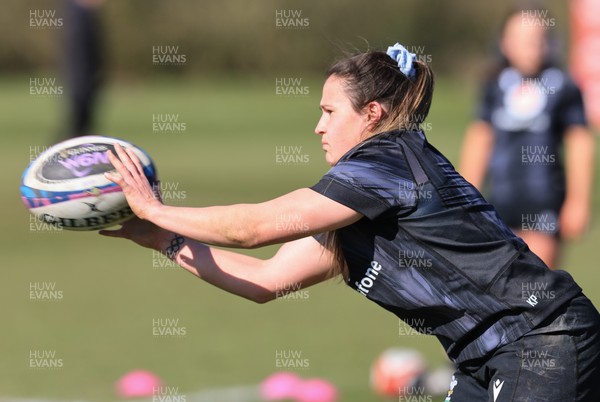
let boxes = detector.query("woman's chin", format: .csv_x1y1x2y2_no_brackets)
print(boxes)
324,153,337,166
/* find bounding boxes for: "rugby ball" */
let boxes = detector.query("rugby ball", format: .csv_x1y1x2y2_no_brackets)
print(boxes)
370,348,426,397
21,135,157,231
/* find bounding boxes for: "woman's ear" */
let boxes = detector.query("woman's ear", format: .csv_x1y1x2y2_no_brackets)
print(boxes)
364,101,386,132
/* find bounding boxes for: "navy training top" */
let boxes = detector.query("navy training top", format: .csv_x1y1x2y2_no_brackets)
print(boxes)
311,129,582,364
476,66,587,225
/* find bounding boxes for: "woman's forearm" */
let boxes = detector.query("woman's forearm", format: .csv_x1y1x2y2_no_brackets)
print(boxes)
146,188,361,249
565,126,595,206
459,121,494,189
148,203,263,248
151,232,334,304
154,230,274,303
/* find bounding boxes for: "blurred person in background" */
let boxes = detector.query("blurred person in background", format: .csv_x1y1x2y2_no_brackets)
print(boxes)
61,0,105,139
460,4,595,269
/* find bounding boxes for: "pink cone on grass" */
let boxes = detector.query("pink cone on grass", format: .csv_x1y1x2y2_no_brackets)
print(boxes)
116,369,163,398
260,372,303,401
293,378,338,402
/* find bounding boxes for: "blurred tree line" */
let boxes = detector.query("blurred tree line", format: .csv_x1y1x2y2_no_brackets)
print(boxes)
1,0,569,78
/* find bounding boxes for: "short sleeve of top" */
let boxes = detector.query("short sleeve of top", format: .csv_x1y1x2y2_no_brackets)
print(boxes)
310,134,418,221
556,78,587,130
475,79,496,123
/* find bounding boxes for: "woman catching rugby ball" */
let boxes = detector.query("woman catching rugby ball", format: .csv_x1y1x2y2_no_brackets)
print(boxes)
102,43,600,401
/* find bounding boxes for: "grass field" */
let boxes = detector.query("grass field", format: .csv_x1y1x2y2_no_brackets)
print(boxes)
0,74,598,401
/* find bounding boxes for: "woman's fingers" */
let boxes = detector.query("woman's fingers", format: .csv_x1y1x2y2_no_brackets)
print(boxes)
99,217,163,250
106,147,143,189
99,227,126,238
125,147,153,189
113,143,139,177
108,144,154,192
125,146,144,173
103,168,122,183
104,143,161,221
106,149,131,183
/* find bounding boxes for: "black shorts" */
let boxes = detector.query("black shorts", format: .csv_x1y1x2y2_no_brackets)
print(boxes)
493,202,561,237
442,294,600,402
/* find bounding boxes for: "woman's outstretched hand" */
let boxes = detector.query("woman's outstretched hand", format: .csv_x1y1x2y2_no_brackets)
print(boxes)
100,142,170,249
99,216,169,250
103,143,162,221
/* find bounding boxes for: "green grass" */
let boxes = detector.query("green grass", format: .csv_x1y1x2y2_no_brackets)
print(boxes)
0,75,598,401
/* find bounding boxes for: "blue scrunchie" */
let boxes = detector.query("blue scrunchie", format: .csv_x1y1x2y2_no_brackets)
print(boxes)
386,43,416,78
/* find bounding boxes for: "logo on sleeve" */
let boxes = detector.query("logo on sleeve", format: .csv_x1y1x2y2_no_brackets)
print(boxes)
493,378,504,402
